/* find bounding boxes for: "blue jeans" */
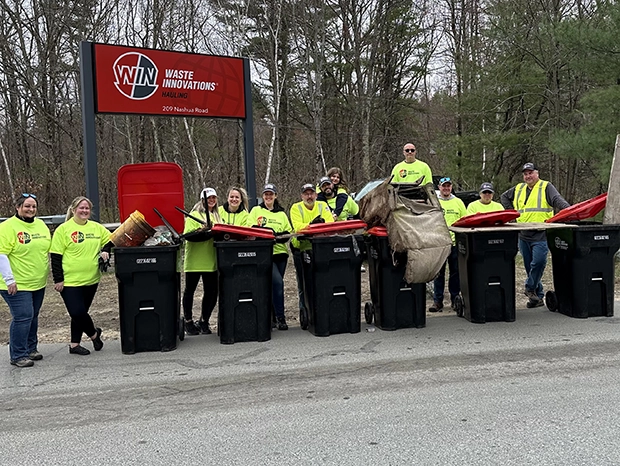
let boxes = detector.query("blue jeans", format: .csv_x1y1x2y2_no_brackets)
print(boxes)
433,245,460,305
1,288,45,361
519,239,547,300
272,259,287,319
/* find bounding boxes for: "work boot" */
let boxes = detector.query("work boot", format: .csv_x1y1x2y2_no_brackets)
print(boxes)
10,358,34,368
429,302,443,313
276,317,288,331
526,299,545,308
524,288,541,303
28,351,43,361
185,320,201,336
198,320,212,335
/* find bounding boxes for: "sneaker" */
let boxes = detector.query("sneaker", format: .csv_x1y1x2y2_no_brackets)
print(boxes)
10,358,34,368
198,320,212,335
524,288,540,302
361,265,367,273
28,351,43,361
185,320,201,336
92,328,104,351
526,299,545,308
69,345,91,356
429,302,444,313
276,317,288,331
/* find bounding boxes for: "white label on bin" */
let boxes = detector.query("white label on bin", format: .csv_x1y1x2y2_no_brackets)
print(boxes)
237,252,257,258
594,235,609,241
333,291,346,296
592,277,603,281
488,282,501,286
488,239,504,245
136,258,157,264
554,237,568,250
333,247,350,253
400,287,411,291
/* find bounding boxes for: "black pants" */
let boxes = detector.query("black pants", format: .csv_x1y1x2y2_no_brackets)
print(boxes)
183,271,218,322
60,284,98,344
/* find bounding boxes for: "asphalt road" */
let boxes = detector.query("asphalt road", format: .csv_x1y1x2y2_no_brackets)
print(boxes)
2,306,620,465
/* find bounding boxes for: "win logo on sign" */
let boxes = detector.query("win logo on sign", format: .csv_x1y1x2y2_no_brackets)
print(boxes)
113,52,159,100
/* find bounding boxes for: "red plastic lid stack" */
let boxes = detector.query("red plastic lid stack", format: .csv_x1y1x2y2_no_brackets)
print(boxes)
210,224,275,241
452,210,520,228
546,193,607,223
297,219,367,236
366,226,389,237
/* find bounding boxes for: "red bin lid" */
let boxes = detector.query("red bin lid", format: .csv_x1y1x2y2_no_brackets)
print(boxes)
452,210,520,228
366,226,388,237
546,193,607,223
211,223,275,240
117,162,185,233
297,219,367,235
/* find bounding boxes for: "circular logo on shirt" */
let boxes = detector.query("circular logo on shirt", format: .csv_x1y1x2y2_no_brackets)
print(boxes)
71,231,85,243
256,216,267,227
399,169,407,178
17,232,31,244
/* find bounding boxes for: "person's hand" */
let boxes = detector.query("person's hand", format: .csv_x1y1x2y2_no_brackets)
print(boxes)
100,251,109,262
332,212,338,221
54,282,64,292
7,283,17,295
310,216,325,224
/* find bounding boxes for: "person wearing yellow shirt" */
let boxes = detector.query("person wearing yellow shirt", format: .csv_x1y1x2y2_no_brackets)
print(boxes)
317,176,359,221
0,194,51,367
501,163,570,308
289,183,334,320
390,143,433,185
183,187,222,335
430,177,467,313
466,182,505,215
218,187,250,226
50,197,111,356
248,183,293,330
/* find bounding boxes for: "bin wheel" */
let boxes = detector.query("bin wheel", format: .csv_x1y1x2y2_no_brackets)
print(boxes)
178,318,185,341
364,302,374,324
545,291,558,312
453,295,464,318
300,308,309,330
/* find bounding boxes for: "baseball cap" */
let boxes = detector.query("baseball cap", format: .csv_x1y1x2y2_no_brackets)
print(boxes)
522,162,537,172
318,176,331,187
263,183,277,194
439,177,452,185
479,182,494,193
301,183,316,193
201,187,217,199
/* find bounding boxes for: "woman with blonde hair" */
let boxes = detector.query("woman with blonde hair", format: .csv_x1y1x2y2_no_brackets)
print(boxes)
218,186,249,226
50,196,111,355
182,187,221,335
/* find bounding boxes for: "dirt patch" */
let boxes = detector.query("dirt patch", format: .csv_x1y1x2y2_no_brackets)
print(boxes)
1,254,619,346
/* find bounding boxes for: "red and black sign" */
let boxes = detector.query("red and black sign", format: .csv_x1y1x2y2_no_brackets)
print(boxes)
93,43,246,118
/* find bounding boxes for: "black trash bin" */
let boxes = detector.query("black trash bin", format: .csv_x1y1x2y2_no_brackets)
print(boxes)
114,244,183,354
546,223,620,318
455,229,519,323
364,231,426,330
215,239,274,344
301,235,363,336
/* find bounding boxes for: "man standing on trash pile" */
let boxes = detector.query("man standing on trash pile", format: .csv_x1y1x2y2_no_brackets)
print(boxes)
466,182,505,214
430,177,467,313
317,176,359,221
500,163,570,309
289,183,334,322
391,143,433,184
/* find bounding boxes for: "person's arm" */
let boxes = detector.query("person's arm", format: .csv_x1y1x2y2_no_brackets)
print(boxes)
290,204,307,232
346,196,359,218
425,164,433,185
333,191,348,216
466,201,477,215
50,252,64,285
500,186,516,210
0,254,15,286
546,183,570,211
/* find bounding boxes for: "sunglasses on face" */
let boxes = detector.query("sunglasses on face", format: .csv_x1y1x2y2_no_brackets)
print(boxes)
404,149,416,153
22,193,37,199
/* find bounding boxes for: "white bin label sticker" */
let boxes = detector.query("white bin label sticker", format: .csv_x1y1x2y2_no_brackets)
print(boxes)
594,235,609,241
238,252,257,258
488,239,504,245
136,258,157,264
554,237,568,250
333,247,350,253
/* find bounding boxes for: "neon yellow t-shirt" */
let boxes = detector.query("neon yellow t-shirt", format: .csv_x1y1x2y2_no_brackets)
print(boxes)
326,195,359,221
391,159,433,184
438,196,467,244
289,201,334,250
218,205,249,226
466,200,504,215
50,218,111,287
183,210,217,272
0,216,51,291
248,205,292,256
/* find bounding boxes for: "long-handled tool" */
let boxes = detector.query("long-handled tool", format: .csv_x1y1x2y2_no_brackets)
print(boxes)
174,206,211,228
153,208,182,243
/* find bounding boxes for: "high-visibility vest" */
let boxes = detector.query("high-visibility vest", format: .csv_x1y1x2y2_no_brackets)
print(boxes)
514,180,553,223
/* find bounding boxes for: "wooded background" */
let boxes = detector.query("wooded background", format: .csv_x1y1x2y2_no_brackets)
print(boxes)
0,0,618,221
